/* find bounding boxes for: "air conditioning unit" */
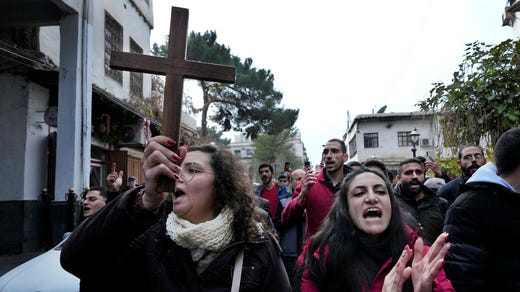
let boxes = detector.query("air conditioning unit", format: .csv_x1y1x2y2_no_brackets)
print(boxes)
119,124,147,146
421,138,431,146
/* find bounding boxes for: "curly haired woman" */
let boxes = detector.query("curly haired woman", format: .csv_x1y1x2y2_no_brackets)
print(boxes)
61,136,290,291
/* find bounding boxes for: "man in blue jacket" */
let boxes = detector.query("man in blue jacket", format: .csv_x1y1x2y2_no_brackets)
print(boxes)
444,126,520,291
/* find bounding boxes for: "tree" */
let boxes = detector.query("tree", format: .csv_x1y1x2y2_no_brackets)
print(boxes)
199,125,231,147
418,39,520,150
252,128,303,178
152,31,299,139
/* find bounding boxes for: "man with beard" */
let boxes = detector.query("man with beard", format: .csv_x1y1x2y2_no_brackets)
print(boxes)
437,146,486,205
395,158,449,245
256,163,279,219
281,139,351,243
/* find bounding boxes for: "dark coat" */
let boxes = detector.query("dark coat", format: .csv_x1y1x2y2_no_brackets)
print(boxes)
273,189,304,257
437,176,467,205
443,181,520,292
61,187,291,292
395,185,449,245
282,165,352,242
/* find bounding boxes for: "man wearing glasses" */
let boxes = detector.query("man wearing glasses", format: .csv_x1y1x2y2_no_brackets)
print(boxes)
437,146,486,205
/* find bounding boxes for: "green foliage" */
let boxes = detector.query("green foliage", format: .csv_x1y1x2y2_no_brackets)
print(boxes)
418,39,520,153
434,151,461,178
252,129,303,173
153,30,299,140
205,126,231,147
124,75,164,123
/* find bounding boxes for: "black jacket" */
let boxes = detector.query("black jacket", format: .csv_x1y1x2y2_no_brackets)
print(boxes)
395,185,449,245
443,181,520,292
61,187,291,292
437,176,467,205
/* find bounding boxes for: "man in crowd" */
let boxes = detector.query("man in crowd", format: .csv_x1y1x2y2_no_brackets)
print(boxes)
274,168,306,285
106,163,139,202
256,163,279,219
290,169,305,192
282,139,351,243
278,173,291,188
423,177,446,194
394,158,449,245
127,176,138,188
346,160,362,171
444,127,520,291
437,145,486,205
81,187,107,218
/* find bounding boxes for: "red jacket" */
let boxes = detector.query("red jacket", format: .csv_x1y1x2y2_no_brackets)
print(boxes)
300,228,454,292
281,168,337,242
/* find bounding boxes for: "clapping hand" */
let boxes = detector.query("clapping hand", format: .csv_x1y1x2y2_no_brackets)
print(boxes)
411,233,450,292
383,233,450,292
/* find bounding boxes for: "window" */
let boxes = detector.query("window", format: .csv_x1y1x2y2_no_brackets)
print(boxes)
398,131,413,147
234,150,241,157
129,38,143,98
246,148,254,156
349,135,357,156
90,147,107,188
104,11,123,83
363,133,379,148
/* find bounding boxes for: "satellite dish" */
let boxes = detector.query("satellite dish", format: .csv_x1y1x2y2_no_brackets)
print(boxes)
376,105,387,113
44,106,58,127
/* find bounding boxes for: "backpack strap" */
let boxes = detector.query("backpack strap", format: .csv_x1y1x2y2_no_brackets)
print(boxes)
231,248,244,292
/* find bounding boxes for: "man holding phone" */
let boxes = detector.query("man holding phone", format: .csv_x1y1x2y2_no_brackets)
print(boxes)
281,138,352,243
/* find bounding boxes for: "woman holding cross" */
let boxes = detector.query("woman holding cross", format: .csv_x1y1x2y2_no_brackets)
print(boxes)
61,136,290,291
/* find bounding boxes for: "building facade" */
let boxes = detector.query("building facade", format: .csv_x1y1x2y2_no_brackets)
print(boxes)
0,0,197,254
503,0,520,37
345,112,441,175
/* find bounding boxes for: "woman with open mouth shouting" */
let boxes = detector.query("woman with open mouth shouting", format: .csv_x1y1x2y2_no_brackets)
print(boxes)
295,167,454,292
61,136,291,292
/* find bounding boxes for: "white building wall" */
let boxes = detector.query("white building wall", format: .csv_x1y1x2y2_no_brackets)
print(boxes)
511,0,520,38
347,114,436,164
24,82,51,200
0,75,49,201
91,0,153,100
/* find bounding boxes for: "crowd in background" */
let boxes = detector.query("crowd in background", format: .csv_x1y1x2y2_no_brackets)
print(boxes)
60,126,520,292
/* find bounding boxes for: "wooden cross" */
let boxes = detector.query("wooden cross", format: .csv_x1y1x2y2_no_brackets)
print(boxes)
110,6,236,191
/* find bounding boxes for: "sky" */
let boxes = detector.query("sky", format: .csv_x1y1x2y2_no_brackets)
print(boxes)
150,0,513,164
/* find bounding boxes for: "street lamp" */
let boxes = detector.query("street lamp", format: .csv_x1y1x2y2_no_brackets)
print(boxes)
409,128,420,158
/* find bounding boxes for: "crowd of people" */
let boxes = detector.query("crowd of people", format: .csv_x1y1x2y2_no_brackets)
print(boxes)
60,126,520,291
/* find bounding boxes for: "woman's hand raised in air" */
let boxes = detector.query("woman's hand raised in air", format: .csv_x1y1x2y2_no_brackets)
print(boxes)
141,136,187,211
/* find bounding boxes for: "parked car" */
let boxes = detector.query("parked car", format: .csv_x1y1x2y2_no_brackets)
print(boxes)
0,234,79,292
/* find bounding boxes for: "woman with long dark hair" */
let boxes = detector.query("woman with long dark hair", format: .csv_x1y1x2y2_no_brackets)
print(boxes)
296,168,453,291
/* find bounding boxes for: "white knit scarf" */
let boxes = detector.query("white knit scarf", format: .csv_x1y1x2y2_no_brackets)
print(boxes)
166,207,235,274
